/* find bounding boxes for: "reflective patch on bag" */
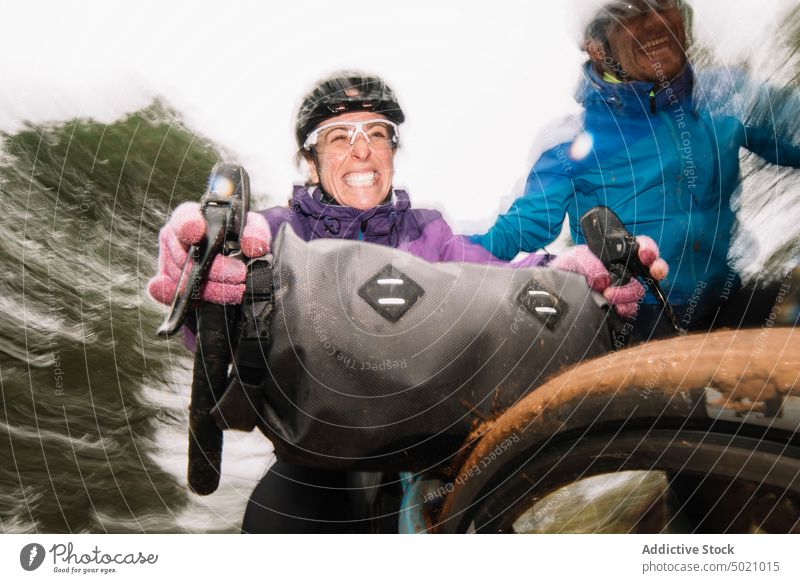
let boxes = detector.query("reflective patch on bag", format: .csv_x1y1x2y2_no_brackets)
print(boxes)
518,281,568,331
358,264,425,323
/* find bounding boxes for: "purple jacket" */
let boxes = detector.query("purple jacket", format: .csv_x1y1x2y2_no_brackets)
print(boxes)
264,186,549,268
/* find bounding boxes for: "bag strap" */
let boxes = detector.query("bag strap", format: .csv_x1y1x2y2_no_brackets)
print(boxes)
211,256,274,431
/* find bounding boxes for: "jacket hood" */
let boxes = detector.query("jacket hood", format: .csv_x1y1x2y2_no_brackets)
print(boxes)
576,62,695,115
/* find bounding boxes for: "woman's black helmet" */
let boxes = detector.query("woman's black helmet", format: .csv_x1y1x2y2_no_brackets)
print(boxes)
295,71,405,149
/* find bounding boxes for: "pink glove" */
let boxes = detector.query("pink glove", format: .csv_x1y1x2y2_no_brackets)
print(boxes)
147,202,272,305
549,236,669,318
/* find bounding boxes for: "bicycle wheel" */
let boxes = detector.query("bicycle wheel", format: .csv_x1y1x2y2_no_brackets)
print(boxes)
435,328,800,533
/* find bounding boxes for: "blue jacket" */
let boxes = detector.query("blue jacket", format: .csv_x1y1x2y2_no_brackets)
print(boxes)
472,64,800,308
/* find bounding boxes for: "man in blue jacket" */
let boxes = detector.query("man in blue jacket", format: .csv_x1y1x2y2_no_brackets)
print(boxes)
471,0,800,340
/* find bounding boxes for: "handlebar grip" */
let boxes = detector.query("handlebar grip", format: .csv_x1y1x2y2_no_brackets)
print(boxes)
187,303,236,495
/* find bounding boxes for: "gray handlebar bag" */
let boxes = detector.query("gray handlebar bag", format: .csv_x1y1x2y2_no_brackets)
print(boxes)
254,225,613,472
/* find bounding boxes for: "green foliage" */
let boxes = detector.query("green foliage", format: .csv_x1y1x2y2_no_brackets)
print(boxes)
0,101,223,532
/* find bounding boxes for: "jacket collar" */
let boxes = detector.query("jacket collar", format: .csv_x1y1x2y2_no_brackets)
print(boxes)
290,185,411,242
576,61,695,115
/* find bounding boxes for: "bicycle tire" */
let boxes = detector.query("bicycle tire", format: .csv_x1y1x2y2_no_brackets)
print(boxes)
435,328,800,533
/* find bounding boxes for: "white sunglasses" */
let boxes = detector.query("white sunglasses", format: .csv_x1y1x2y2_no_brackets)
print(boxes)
303,119,399,152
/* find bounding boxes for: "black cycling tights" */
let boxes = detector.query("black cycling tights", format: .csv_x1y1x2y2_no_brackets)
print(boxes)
241,461,361,534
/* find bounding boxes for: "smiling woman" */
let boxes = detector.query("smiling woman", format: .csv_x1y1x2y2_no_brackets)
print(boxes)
295,73,405,211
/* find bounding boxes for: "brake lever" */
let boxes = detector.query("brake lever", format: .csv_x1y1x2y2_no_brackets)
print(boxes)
157,163,250,336
580,206,684,335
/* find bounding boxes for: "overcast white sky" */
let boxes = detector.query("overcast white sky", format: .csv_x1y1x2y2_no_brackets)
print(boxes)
0,0,793,232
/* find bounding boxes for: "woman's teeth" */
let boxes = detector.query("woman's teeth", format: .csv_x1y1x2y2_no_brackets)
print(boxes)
344,172,376,187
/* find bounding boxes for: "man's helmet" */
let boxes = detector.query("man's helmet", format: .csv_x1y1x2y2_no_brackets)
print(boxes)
295,72,405,149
